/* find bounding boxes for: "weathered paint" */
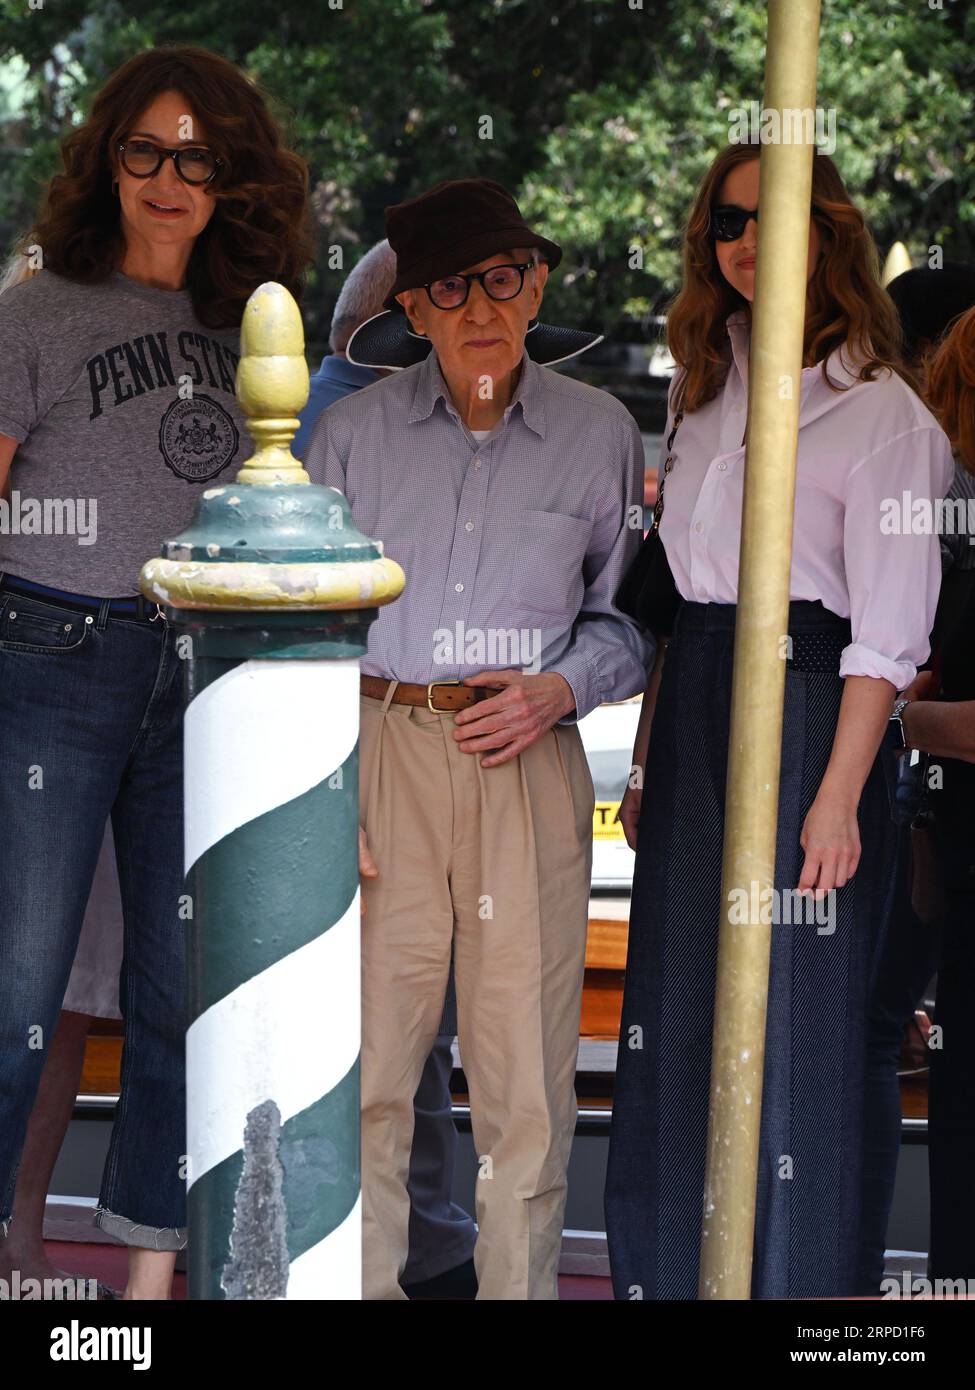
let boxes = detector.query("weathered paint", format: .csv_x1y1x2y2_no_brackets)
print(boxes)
142,555,404,611
222,1100,290,1301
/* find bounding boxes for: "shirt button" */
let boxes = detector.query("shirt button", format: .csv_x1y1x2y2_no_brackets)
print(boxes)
473,459,482,470
455,582,464,593
694,521,704,533
717,461,727,471
465,521,475,531
735,403,744,413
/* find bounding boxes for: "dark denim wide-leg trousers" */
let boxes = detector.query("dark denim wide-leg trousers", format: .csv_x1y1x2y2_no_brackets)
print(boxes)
605,599,895,1300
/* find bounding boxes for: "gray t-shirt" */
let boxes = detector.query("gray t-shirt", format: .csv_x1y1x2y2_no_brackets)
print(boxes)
0,269,249,595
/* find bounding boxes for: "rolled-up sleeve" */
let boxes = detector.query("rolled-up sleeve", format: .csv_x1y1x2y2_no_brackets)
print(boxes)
839,425,954,690
550,413,656,721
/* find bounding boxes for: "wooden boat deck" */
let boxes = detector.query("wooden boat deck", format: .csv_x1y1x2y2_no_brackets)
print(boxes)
78,897,930,1121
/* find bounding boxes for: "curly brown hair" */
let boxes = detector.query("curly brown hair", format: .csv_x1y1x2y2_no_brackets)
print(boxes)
926,305,975,473
666,141,915,412
22,45,314,329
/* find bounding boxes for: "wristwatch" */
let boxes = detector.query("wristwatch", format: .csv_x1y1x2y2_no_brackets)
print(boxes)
889,697,912,752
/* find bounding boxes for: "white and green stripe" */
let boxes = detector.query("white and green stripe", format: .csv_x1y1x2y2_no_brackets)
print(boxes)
184,655,361,1299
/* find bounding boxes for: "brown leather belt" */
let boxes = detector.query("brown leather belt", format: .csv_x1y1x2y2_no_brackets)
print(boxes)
360,674,503,712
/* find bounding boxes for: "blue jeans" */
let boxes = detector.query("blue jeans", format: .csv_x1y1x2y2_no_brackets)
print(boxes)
0,583,187,1248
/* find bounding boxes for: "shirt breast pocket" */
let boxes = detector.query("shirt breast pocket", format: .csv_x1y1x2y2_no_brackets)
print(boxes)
510,509,593,621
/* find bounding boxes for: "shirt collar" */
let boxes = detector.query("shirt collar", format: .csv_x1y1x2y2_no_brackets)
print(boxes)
315,354,378,389
724,308,862,395
725,309,752,386
408,349,547,438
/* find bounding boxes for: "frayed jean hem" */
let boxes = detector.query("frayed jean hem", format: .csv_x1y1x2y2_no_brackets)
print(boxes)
94,1206,187,1252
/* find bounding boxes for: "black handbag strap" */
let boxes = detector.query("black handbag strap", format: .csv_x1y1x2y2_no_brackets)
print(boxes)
649,401,684,535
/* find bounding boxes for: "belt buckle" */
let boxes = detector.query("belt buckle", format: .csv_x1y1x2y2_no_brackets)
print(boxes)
427,678,461,712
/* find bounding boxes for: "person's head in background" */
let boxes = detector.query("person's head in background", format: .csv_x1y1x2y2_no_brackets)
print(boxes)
12,44,312,328
667,138,911,412
329,239,397,375
886,264,975,386
926,304,975,475
0,248,36,294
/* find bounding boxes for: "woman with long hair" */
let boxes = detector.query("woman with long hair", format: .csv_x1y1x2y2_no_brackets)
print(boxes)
604,140,953,1299
0,44,311,1298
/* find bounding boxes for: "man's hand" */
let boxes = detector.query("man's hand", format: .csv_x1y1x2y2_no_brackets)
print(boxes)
359,826,378,879
618,783,642,852
452,669,576,767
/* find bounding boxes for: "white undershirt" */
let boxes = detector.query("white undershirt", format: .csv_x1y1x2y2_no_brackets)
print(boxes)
470,428,491,441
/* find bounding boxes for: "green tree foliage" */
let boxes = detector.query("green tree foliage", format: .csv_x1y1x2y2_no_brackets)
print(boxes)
0,0,971,351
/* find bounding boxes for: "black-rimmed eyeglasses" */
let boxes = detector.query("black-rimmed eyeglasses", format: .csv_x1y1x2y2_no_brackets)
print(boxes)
424,262,533,310
117,140,223,186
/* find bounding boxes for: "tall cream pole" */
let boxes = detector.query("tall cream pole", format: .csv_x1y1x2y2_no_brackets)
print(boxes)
698,0,822,1299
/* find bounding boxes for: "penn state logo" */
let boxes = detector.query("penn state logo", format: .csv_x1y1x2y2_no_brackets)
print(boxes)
158,394,239,483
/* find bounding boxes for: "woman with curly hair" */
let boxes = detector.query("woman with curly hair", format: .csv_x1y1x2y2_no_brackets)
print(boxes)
604,140,954,1299
0,44,312,1299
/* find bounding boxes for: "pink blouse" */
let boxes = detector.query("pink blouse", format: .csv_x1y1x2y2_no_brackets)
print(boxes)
659,311,954,690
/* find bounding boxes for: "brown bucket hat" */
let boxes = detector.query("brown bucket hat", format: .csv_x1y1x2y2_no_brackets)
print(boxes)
382,177,563,309
347,177,602,370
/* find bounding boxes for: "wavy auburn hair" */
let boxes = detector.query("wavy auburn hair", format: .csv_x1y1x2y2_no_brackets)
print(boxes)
925,305,975,473
666,141,914,412
22,45,314,329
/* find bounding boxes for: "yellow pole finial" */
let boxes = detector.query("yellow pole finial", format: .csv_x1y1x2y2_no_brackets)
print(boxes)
139,281,405,613
882,242,913,288
235,281,311,486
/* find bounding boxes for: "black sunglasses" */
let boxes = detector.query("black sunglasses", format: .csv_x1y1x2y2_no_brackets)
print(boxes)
118,140,223,186
710,205,759,242
424,262,533,310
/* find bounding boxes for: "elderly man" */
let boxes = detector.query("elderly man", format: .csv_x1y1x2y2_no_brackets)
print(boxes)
305,178,652,1301
294,239,479,1298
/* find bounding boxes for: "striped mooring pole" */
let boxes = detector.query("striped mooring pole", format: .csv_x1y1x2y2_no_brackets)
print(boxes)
139,283,404,1299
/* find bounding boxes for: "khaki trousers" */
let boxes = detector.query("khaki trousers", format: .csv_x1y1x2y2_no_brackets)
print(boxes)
359,689,594,1300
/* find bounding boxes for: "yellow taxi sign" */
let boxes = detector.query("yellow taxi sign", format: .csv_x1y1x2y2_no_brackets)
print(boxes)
593,801,624,840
